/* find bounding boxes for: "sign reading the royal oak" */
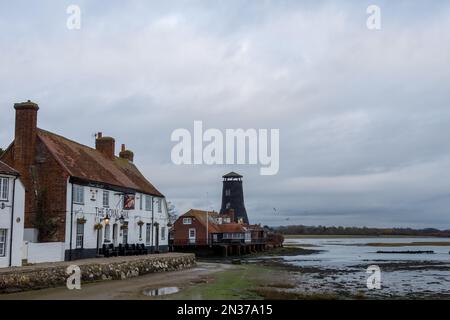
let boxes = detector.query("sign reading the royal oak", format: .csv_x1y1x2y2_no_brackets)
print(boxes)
94,207,129,220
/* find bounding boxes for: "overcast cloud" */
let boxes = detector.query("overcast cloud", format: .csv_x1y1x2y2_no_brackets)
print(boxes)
1,0,450,228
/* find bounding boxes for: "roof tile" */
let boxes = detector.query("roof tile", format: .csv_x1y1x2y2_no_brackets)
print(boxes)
37,129,163,196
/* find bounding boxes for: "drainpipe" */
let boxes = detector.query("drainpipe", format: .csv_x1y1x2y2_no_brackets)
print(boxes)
8,177,17,267
69,182,74,261
150,197,154,253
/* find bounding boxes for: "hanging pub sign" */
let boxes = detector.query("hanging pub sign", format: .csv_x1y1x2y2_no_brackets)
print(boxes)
124,194,135,210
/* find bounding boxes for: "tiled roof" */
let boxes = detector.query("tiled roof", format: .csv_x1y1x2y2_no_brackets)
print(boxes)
0,160,18,176
217,223,246,233
183,209,221,233
182,209,246,233
37,129,163,197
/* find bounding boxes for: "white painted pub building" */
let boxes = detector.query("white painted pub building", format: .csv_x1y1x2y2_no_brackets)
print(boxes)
1,101,169,263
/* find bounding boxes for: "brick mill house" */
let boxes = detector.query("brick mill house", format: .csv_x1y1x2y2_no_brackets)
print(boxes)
0,101,170,263
0,160,25,267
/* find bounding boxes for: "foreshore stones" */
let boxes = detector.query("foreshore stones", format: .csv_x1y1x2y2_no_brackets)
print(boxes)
0,253,196,293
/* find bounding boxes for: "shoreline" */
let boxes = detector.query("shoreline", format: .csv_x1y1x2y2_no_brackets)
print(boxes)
1,245,449,300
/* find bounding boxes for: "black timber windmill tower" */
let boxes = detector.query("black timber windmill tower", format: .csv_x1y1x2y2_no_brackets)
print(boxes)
219,172,250,224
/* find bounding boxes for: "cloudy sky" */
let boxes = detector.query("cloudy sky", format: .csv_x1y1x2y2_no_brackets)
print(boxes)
1,0,449,228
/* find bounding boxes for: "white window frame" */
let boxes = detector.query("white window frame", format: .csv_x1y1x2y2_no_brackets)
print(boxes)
161,227,166,240
145,223,151,245
0,177,8,201
104,224,111,242
76,222,84,248
73,185,84,204
157,198,162,213
145,195,152,211
0,229,7,257
183,218,192,225
102,190,109,208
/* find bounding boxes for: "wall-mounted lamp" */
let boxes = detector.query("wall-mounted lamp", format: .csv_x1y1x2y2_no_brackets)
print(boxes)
104,214,110,225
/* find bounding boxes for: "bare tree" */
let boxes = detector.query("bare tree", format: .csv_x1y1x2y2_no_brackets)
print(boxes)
166,201,178,224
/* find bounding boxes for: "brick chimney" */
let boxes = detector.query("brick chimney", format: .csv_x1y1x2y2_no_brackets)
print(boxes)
95,132,115,159
14,100,39,166
119,144,134,162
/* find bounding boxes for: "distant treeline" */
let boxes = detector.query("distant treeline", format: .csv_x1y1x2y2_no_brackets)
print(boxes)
272,225,450,237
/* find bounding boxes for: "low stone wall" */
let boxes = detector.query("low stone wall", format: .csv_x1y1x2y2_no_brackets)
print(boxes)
0,253,196,293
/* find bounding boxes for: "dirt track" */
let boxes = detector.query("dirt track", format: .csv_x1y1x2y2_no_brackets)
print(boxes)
0,262,233,300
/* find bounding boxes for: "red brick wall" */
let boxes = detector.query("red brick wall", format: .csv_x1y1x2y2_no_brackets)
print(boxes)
14,102,38,166
34,139,69,242
1,138,69,242
96,136,115,159
173,216,208,246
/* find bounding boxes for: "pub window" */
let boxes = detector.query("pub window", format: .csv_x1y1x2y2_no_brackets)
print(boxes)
102,191,109,207
122,226,128,245
104,224,111,242
145,223,151,245
161,227,166,240
157,198,162,213
225,189,231,196
76,222,84,248
145,195,152,211
0,229,6,257
0,177,9,201
73,185,84,204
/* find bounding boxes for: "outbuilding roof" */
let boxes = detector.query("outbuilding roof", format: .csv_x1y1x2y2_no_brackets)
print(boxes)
0,160,18,176
181,209,247,234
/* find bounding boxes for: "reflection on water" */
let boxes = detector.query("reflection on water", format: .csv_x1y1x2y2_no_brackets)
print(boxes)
143,287,179,297
281,237,450,298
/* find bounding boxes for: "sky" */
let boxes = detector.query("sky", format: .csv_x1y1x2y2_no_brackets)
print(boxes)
1,0,450,228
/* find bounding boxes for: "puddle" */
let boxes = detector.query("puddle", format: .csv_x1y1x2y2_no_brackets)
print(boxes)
143,287,179,297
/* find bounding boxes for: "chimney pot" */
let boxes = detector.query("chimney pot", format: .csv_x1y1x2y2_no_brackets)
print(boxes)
121,144,126,152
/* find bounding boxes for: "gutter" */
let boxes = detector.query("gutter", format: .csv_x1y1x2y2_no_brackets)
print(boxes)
8,176,17,267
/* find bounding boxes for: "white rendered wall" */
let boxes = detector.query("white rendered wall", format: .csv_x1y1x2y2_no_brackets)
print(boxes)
65,181,169,253
0,176,25,268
